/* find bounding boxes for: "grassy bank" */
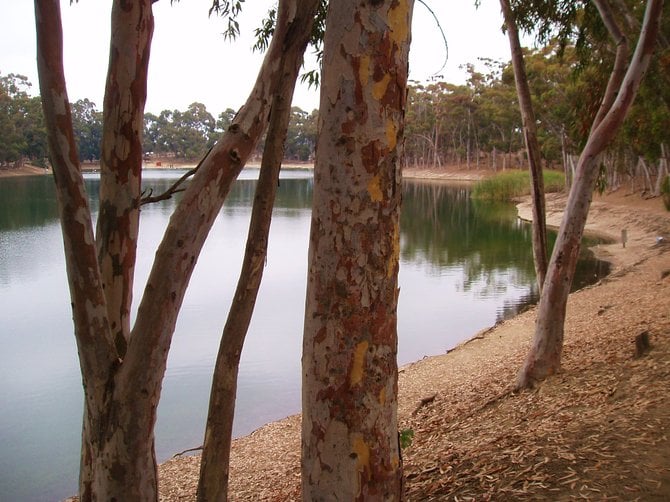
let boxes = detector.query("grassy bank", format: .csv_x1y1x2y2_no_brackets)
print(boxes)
472,169,565,200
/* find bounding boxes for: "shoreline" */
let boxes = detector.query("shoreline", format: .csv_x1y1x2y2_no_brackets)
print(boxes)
158,178,669,499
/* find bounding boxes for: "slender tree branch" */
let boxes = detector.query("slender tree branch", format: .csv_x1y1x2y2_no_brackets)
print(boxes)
34,0,118,404
591,0,630,131
139,158,204,206
500,0,548,291
197,2,320,499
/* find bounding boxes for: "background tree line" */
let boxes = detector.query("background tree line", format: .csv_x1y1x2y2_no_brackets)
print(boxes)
0,72,318,166
404,37,669,189
5,23,668,190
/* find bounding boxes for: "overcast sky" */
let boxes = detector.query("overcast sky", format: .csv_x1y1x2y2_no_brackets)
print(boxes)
1,0,517,116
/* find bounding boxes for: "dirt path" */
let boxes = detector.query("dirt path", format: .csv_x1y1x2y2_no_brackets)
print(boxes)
157,178,670,500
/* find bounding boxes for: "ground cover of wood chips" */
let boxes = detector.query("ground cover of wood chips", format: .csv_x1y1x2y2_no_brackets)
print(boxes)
159,181,670,500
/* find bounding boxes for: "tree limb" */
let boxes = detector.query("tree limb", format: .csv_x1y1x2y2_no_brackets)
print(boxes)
139,160,203,206
591,0,630,131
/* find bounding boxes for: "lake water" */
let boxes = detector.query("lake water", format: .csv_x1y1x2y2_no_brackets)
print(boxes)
0,169,609,500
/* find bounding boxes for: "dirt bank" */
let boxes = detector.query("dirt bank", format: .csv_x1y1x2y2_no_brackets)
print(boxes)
0,165,50,178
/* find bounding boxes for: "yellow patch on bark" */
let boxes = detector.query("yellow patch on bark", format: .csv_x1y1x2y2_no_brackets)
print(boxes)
358,54,370,87
372,74,391,101
379,387,386,406
352,434,370,473
367,175,384,202
350,340,369,386
388,0,411,45
385,119,397,150
387,220,400,278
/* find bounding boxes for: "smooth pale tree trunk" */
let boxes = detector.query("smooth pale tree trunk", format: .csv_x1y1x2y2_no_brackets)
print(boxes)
516,0,664,389
302,0,414,499
36,0,316,497
500,0,548,291
196,1,319,500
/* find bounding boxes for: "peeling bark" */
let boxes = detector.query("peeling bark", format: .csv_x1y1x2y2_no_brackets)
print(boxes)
96,0,154,357
516,0,664,390
196,1,319,500
302,0,414,499
36,0,319,497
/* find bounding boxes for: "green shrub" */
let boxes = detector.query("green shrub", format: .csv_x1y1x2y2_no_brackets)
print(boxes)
399,428,414,449
472,169,565,201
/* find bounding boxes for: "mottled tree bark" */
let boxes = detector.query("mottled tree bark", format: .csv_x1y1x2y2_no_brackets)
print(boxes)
36,0,314,497
96,0,154,358
196,1,319,500
516,0,664,390
500,0,548,291
302,0,414,500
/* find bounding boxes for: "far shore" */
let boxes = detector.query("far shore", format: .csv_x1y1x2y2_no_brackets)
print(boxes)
0,161,495,182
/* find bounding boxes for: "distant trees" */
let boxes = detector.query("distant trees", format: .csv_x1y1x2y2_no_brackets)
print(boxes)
401,7,669,188
70,99,102,163
0,73,47,165
1,71,317,167
284,106,317,161
143,103,216,159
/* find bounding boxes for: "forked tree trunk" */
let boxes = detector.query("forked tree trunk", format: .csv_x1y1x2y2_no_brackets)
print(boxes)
500,0,549,291
302,0,414,499
516,0,664,389
196,1,319,500
36,0,315,497
35,0,156,498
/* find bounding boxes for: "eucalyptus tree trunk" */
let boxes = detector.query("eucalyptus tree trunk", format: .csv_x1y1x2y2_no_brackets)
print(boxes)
500,0,548,291
36,0,310,497
302,0,414,499
196,1,319,500
37,0,158,498
516,0,664,390
96,0,153,358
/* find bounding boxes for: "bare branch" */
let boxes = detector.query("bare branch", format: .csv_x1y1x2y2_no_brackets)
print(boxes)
139,161,203,206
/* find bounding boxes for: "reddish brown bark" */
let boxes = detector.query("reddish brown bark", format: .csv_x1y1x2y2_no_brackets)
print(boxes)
196,1,319,500
36,0,316,497
516,0,664,390
301,0,414,499
34,0,118,399
96,0,154,357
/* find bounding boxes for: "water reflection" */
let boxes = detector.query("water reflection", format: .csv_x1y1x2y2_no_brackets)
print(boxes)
0,171,609,500
400,180,610,324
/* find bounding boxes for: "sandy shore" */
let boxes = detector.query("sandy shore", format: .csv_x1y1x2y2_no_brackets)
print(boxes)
156,172,670,500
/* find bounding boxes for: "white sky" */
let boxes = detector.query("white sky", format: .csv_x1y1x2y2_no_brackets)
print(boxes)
1,0,515,116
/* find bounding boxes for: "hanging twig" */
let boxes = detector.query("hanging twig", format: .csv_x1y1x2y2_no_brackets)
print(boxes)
418,0,449,76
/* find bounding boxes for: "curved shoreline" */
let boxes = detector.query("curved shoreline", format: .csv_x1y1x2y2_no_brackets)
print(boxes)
159,175,670,500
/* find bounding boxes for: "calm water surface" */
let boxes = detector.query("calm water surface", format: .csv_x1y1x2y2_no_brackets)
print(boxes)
0,169,609,500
